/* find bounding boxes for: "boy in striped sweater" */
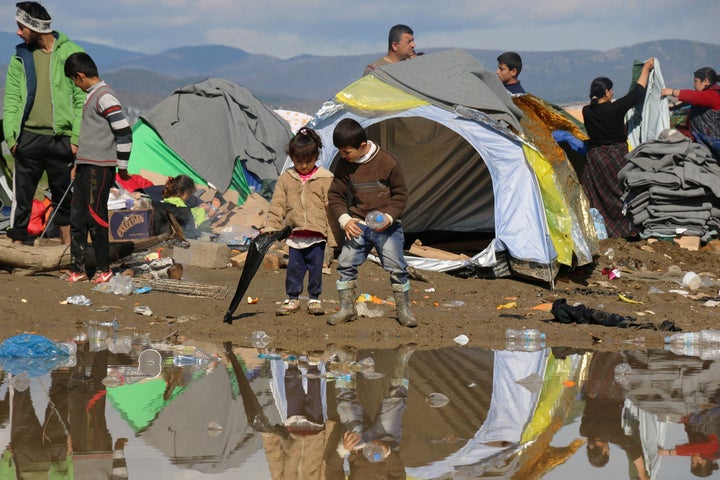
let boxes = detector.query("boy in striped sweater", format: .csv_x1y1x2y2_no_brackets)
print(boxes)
63,52,132,283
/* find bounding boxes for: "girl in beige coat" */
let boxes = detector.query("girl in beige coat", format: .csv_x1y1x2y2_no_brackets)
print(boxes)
266,127,333,315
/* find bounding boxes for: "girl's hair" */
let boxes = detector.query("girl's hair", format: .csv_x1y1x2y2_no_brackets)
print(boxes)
287,127,322,161
162,174,196,199
694,67,718,86
589,77,613,105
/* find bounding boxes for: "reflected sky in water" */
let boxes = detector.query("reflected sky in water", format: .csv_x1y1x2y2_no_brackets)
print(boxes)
0,338,719,479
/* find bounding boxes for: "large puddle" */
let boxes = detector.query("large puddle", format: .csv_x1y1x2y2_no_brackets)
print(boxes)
1,331,719,479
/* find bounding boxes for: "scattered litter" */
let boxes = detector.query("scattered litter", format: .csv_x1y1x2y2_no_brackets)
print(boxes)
441,300,465,307
357,293,394,306
426,392,450,408
424,287,435,293
133,286,152,294
63,295,92,306
496,301,517,310
21,298,27,303
357,302,384,318
453,334,469,346
647,286,664,294
530,302,553,311
362,371,386,380
668,289,689,296
246,296,259,304
602,267,621,280
618,293,643,304
468,382,477,388
563,380,576,387
133,306,153,316
704,300,720,308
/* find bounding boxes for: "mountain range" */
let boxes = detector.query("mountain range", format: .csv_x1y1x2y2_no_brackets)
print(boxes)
0,32,718,118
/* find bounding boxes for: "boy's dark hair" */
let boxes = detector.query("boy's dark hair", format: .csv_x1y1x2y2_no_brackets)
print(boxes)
690,458,718,477
586,442,609,467
388,24,413,51
589,77,613,105
497,51,523,75
16,2,50,21
64,52,98,79
287,127,323,161
694,67,718,85
333,118,367,149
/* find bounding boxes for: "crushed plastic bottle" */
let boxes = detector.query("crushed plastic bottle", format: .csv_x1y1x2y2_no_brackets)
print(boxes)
250,331,271,348
589,208,608,240
505,328,546,352
65,295,92,306
365,211,387,229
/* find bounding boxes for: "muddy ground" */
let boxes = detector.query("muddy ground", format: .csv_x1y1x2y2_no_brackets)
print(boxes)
2,237,720,356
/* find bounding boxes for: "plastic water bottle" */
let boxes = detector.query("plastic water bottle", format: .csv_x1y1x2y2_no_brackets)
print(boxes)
362,442,387,463
505,328,546,351
365,211,387,229
589,208,608,240
664,330,720,346
665,343,720,360
250,331,271,348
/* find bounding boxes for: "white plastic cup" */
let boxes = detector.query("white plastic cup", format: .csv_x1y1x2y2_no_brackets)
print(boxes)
682,271,702,291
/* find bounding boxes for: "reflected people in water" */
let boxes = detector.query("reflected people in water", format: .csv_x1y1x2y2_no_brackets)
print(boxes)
580,351,650,480
0,345,129,478
260,349,334,478
659,406,720,477
329,343,415,479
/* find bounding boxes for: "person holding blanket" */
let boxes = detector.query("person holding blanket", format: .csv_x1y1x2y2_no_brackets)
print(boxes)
580,57,654,238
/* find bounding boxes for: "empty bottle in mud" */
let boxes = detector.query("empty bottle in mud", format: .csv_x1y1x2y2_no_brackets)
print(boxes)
664,329,720,346
505,328,546,352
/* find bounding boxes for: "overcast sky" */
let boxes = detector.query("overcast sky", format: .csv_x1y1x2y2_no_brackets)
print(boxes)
1,0,717,58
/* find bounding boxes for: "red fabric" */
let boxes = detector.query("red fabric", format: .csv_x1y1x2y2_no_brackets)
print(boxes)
115,173,154,192
27,199,51,235
678,85,720,110
676,434,720,459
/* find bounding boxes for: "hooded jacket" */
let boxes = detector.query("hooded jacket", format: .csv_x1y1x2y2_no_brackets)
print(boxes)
3,31,85,149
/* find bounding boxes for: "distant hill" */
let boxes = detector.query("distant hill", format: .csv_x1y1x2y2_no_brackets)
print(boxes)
0,32,718,117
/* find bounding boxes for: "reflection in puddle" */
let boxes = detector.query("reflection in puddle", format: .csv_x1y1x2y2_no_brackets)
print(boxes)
0,337,719,478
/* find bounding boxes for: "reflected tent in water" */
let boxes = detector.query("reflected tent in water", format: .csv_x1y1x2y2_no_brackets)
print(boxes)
137,361,280,473
4,340,720,478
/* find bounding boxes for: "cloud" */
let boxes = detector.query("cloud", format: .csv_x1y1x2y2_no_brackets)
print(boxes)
0,0,716,58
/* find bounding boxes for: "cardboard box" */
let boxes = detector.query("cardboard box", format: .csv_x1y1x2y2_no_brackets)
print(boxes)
109,208,153,241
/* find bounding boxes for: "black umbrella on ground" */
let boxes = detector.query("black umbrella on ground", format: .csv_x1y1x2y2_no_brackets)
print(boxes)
223,226,292,324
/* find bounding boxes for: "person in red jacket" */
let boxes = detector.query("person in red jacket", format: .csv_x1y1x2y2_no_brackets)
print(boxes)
662,67,720,159
658,406,720,477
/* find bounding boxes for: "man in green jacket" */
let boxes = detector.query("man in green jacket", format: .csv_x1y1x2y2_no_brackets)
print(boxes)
3,2,85,245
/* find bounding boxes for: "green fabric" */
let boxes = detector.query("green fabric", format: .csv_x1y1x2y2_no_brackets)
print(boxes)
2,31,85,148
106,378,185,433
163,196,207,226
24,50,54,133
128,119,252,202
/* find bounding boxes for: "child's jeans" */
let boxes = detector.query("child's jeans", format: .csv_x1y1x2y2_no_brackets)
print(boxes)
336,222,408,286
286,241,325,299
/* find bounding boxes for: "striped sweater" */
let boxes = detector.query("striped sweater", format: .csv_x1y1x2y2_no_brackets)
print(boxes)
75,81,132,169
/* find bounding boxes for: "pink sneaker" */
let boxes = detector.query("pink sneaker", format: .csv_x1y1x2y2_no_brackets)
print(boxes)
64,271,88,282
91,270,114,284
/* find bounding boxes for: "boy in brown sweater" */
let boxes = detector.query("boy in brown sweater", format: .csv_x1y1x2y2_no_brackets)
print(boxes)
326,118,416,327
